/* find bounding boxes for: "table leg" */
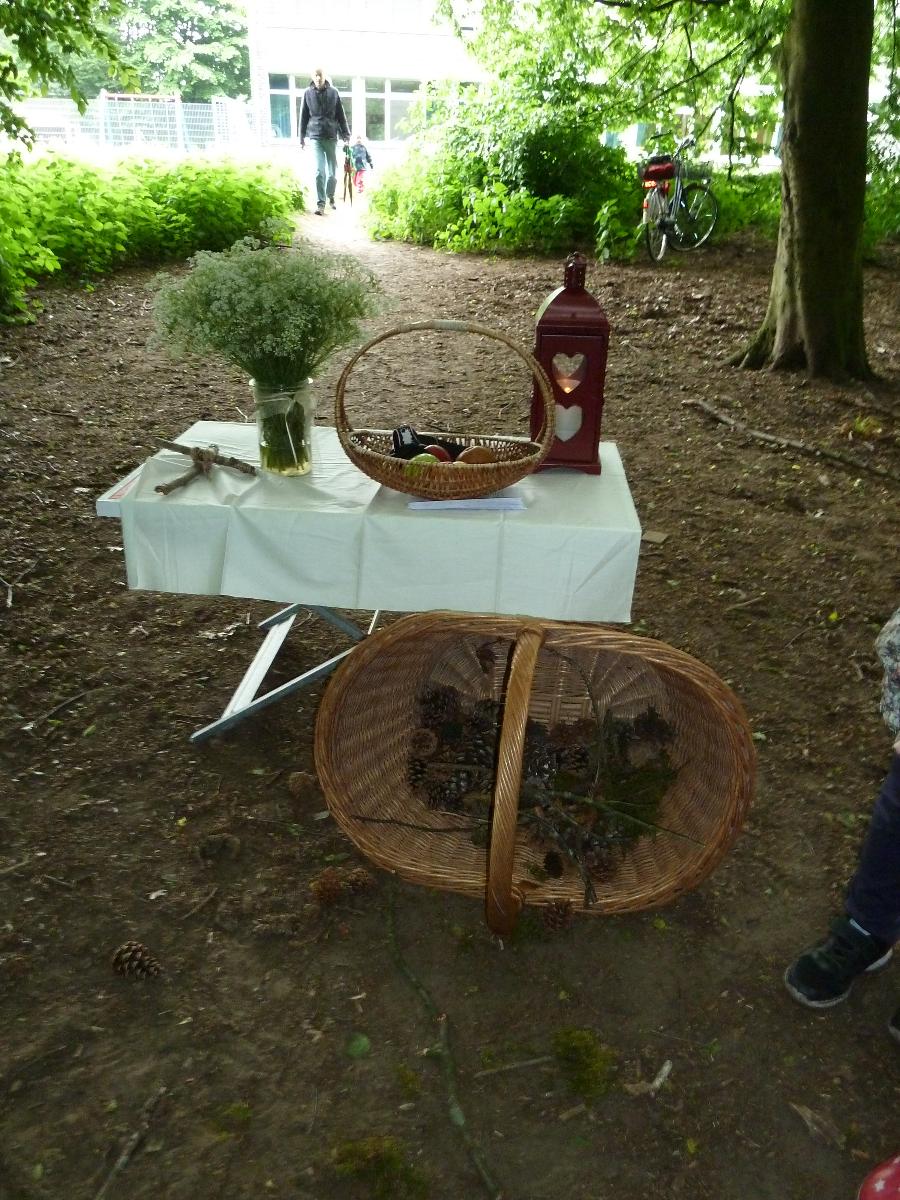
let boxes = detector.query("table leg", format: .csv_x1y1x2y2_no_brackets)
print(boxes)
188,606,381,744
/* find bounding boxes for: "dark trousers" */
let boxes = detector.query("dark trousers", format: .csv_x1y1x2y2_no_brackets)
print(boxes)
846,753,900,944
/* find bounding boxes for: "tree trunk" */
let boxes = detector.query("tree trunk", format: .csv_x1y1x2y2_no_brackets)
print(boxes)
737,0,874,379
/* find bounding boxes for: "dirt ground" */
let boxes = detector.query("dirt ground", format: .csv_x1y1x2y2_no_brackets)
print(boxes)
1,199,899,1200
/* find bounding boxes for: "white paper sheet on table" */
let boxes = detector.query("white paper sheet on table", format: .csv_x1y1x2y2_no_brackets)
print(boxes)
110,421,642,622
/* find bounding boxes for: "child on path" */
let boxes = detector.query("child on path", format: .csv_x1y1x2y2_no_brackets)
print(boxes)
349,135,374,194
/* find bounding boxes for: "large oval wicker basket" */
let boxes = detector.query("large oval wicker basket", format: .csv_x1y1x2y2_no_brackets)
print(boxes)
334,319,556,500
315,613,755,934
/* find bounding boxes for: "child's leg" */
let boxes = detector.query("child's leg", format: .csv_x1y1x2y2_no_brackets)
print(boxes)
846,753,900,943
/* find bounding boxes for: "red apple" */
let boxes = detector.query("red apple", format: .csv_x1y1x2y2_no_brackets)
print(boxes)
423,444,452,462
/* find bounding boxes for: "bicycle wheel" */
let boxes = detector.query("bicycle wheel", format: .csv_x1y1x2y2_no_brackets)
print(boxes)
644,188,668,262
671,184,718,250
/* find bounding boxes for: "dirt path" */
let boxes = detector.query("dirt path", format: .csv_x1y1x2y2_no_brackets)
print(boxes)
1,205,899,1200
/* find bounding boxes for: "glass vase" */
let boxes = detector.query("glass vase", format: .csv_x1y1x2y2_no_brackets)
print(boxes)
251,379,314,477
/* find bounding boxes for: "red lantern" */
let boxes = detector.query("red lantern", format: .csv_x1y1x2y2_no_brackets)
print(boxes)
530,252,610,475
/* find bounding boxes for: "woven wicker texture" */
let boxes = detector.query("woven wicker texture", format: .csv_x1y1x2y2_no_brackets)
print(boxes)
334,319,556,500
315,613,756,934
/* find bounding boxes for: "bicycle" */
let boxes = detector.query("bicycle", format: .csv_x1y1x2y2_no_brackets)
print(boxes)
639,136,719,263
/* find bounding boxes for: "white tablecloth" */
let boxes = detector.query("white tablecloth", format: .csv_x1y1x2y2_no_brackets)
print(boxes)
106,422,641,622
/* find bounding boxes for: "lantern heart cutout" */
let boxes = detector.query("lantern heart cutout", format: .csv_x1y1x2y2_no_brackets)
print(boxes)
551,352,586,394
554,404,583,442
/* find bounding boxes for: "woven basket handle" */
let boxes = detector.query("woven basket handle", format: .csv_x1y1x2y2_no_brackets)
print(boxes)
335,319,555,446
485,624,546,935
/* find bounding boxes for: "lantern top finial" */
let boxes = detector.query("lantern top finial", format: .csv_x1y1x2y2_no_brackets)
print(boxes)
564,252,587,291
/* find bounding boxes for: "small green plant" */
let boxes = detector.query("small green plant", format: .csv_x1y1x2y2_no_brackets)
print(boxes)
331,1136,429,1199
552,1027,617,1101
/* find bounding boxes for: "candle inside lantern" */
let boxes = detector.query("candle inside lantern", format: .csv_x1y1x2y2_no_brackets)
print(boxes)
557,377,578,395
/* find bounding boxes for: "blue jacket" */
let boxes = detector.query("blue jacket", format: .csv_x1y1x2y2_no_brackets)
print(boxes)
299,79,350,142
350,142,373,170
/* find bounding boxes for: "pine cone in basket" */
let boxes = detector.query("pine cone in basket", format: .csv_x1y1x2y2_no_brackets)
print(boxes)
424,769,474,812
112,941,163,979
419,685,462,729
409,727,440,760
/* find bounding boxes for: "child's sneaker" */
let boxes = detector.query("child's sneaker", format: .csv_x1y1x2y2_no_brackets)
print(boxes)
858,1154,900,1199
784,916,892,1008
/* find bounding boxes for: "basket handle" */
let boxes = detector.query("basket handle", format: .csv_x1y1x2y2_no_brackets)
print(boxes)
335,319,556,447
485,624,546,935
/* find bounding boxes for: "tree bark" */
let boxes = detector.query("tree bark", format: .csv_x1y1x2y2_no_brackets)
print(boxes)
736,0,874,379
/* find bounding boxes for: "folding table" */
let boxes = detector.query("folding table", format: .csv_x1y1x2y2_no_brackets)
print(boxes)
98,421,641,742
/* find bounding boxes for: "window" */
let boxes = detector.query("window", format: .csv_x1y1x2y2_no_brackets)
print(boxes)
270,94,290,138
390,96,416,140
365,78,386,92
391,79,419,93
331,76,352,90
268,73,289,90
365,97,385,141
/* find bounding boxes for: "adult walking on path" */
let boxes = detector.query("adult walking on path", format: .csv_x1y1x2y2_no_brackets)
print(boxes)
299,68,350,216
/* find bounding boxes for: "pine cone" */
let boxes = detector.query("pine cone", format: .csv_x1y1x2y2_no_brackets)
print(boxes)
410,728,440,760
419,685,461,728
345,867,376,894
542,901,575,932
309,867,346,906
112,941,163,978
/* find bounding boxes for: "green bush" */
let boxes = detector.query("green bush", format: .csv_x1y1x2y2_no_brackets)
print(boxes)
0,159,61,321
710,170,782,241
367,150,469,246
0,153,303,322
368,118,637,258
435,181,588,254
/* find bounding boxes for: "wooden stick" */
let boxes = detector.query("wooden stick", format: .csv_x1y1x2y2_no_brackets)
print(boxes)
158,440,257,476
0,858,31,876
682,397,897,482
387,884,505,1199
93,1085,167,1200
473,1055,553,1079
155,464,203,495
181,886,219,921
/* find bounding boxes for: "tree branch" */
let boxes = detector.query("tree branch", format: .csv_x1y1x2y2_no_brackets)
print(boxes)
682,398,899,483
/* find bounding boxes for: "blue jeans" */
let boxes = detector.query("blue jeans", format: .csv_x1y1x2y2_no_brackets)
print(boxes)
312,139,338,207
846,753,900,943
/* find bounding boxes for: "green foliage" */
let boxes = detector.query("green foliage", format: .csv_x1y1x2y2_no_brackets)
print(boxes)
0,157,61,321
152,238,379,390
863,174,900,255
331,1136,429,1200
43,0,250,101
368,86,638,258
705,169,781,241
552,1028,617,1101
436,182,587,255
1,0,124,145
0,154,301,322
137,158,301,258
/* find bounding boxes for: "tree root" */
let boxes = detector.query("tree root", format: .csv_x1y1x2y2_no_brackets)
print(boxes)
387,883,505,1200
682,398,897,483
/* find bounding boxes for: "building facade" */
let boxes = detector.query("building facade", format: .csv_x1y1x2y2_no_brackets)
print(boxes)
246,0,483,162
